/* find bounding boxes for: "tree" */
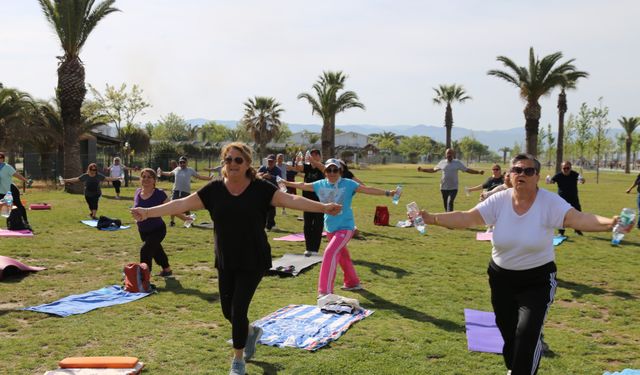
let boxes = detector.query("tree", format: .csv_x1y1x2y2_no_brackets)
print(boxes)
298,71,365,158
555,70,588,173
198,121,230,143
153,113,191,142
0,87,34,156
38,0,119,192
563,114,577,161
273,123,292,143
618,116,639,174
488,47,582,156
574,103,593,164
498,147,511,164
370,131,399,153
590,98,610,183
88,83,150,143
432,84,471,149
397,136,438,163
545,123,556,167
240,96,284,158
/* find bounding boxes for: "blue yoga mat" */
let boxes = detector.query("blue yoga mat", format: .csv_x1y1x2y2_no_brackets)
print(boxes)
604,370,640,375
81,220,130,231
23,285,151,317
553,235,567,246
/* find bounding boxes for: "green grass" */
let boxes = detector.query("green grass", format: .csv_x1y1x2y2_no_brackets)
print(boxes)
1,164,639,374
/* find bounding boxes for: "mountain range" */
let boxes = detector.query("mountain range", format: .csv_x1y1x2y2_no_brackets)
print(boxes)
187,118,623,153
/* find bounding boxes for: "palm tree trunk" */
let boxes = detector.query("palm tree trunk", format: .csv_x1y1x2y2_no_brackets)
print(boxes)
524,101,541,157
445,104,453,149
321,119,333,159
626,138,632,174
555,90,567,174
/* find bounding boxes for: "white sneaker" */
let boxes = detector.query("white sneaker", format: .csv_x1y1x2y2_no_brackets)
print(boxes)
304,250,318,257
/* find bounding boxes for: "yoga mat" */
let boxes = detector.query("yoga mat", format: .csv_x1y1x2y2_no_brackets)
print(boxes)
30,203,52,210
476,232,493,241
0,255,46,280
0,229,33,237
553,235,567,246
44,362,144,375
273,232,327,242
464,308,503,354
23,285,151,317
268,253,323,276
81,220,130,231
604,370,640,375
253,304,373,351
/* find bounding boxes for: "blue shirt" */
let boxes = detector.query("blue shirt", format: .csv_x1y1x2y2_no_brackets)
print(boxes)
313,178,359,232
0,163,16,194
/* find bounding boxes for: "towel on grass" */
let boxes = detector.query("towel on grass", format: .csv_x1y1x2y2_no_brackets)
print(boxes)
253,304,373,351
268,253,323,276
464,308,503,354
23,285,151,317
0,228,33,237
81,220,130,231
604,370,640,375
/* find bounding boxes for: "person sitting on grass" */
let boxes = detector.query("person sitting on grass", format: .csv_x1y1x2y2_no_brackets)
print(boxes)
131,142,341,375
61,163,120,220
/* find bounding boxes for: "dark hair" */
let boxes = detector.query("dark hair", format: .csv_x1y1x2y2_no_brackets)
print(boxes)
510,153,541,174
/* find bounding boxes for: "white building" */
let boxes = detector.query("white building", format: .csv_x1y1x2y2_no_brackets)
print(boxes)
335,131,370,148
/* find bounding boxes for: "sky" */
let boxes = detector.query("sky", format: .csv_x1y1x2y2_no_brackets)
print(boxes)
1,1,639,131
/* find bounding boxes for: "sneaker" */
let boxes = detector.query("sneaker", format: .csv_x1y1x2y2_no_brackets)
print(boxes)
304,250,318,257
229,358,246,375
170,221,175,227
575,230,583,236
340,284,363,291
156,270,173,277
243,325,263,361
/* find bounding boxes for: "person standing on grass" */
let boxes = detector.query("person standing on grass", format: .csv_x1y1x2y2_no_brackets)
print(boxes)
283,158,400,298
131,142,341,375
625,172,640,228
157,156,210,227
0,151,30,228
275,153,288,215
467,164,504,196
107,157,128,200
548,161,585,236
413,153,632,375
257,154,282,230
417,148,484,212
61,163,120,220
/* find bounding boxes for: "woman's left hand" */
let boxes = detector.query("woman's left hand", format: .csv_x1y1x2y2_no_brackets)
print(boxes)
323,203,342,216
613,215,635,233
130,207,147,222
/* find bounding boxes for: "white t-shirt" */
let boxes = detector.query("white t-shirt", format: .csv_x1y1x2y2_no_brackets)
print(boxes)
109,164,124,178
476,188,572,270
436,159,467,190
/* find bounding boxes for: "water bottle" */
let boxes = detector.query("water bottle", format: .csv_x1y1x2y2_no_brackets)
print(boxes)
296,151,304,166
1,191,13,218
406,201,426,235
391,185,402,205
545,175,551,184
276,176,288,193
58,175,65,186
464,186,470,197
578,174,584,184
304,150,311,165
611,208,636,245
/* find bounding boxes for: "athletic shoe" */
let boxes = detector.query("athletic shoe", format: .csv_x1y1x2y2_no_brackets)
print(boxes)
229,358,246,375
304,250,318,257
575,230,583,236
156,270,173,277
340,284,363,291
243,325,263,361
170,221,175,227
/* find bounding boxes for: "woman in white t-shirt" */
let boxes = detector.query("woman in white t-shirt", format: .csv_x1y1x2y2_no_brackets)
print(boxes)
107,157,127,199
415,153,631,375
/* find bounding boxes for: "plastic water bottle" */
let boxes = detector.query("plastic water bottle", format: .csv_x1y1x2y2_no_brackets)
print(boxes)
296,151,304,166
1,191,13,218
611,208,636,245
545,175,551,184
391,185,402,205
276,176,288,193
304,150,311,165
464,186,470,197
578,174,584,184
58,175,65,186
406,201,426,235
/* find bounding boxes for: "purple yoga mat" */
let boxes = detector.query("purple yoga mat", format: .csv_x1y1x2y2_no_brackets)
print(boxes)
464,308,503,354
0,229,33,237
273,232,327,242
476,232,493,241
0,255,46,280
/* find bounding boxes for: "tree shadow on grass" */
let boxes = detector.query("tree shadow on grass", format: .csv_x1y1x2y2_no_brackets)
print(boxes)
586,234,640,247
352,259,410,279
102,194,134,201
249,360,284,374
356,230,410,241
158,277,218,302
556,278,636,300
355,289,464,332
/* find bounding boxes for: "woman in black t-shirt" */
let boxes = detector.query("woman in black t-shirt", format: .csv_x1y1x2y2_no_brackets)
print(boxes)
61,163,120,219
131,142,340,375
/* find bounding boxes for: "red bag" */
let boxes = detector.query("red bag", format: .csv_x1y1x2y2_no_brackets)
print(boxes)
374,206,389,226
123,263,151,293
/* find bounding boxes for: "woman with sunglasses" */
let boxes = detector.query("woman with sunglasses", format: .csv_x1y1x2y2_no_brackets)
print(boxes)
131,142,341,375
413,153,631,375
466,164,504,196
283,158,400,297
0,151,30,228
61,163,120,219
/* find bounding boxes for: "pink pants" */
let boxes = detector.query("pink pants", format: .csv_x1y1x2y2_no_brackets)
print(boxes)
318,229,360,295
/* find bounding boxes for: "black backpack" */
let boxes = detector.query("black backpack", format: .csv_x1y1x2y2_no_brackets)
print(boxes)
7,208,28,231
96,215,122,230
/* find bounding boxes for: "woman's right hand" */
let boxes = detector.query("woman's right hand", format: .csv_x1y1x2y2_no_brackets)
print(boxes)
323,203,342,216
130,207,147,222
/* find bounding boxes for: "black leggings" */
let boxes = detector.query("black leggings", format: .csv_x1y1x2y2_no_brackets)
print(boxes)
488,260,557,375
218,268,264,349
112,180,121,195
440,189,458,212
85,195,100,211
0,184,28,224
304,211,324,252
139,224,169,272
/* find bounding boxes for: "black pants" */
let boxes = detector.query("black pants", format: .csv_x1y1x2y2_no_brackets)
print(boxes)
265,205,276,230
139,224,169,272
304,211,324,252
488,260,557,375
559,196,581,235
85,194,100,211
112,179,121,195
440,189,458,212
218,267,264,349
0,184,28,224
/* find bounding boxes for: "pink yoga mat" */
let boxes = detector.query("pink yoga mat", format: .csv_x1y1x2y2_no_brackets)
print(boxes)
0,255,46,280
30,203,51,210
273,232,327,242
0,229,33,237
476,232,493,241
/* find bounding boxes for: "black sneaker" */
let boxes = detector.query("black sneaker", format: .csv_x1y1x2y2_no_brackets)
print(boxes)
156,270,173,277
169,221,175,227
575,230,583,236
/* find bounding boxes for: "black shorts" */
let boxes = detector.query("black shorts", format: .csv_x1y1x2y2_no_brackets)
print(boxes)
172,190,190,200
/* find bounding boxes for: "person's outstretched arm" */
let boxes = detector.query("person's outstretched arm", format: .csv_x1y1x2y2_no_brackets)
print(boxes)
563,208,624,232
465,167,484,175
282,180,315,192
131,192,204,221
195,173,212,181
12,171,28,183
417,166,439,173
480,184,508,201
418,208,485,229
61,176,81,184
271,191,341,215
356,184,397,197
625,178,639,193
467,183,485,193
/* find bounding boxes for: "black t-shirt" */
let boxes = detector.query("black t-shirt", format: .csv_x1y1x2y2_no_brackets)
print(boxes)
634,174,640,193
551,170,579,200
482,176,504,191
197,178,277,271
79,173,106,197
303,164,324,201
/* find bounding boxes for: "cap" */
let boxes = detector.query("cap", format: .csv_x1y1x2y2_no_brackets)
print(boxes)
309,148,321,155
266,154,276,161
324,158,342,169
179,156,187,162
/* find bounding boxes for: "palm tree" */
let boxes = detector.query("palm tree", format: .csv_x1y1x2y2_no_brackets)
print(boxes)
619,116,640,174
241,96,284,159
38,0,119,192
298,71,365,158
498,147,511,164
555,70,589,173
0,87,34,155
488,47,581,156
432,84,471,149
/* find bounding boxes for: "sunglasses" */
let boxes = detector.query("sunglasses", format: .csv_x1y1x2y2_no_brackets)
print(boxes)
492,168,500,171
89,168,97,171
224,156,244,165
325,167,340,174
510,167,537,176
562,167,570,170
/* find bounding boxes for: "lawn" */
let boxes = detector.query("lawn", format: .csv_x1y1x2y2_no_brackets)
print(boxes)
1,164,639,374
